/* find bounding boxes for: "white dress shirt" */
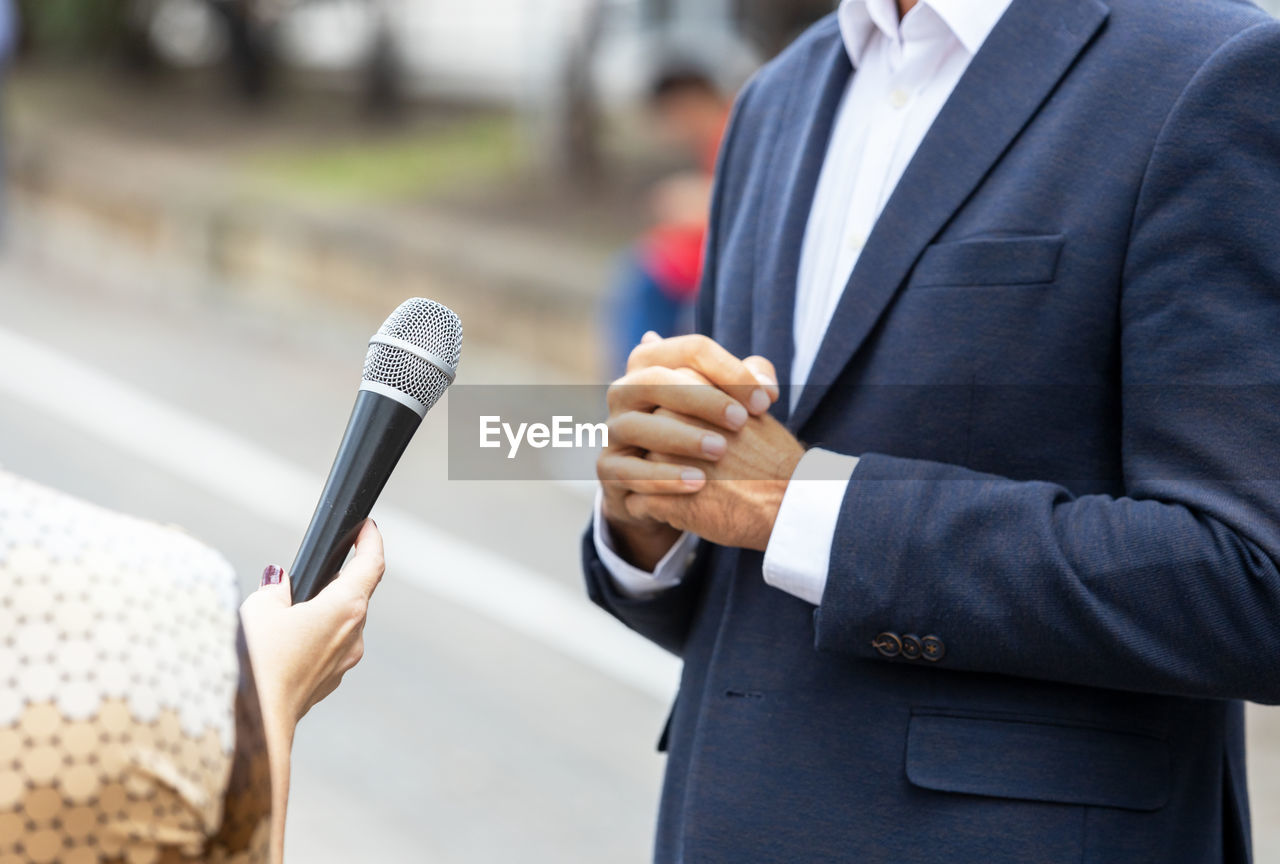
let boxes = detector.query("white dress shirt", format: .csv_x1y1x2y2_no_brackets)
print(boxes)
594,0,1015,605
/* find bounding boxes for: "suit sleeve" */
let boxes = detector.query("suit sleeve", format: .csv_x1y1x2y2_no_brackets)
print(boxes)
813,21,1280,704
581,75,760,656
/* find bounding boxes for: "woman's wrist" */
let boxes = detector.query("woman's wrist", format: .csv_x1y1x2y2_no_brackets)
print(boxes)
245,624,296,864
261,706,296,766
256,683,297,776
258,699,295,864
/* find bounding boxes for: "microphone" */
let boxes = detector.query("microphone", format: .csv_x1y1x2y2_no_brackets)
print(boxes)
290,298,462,602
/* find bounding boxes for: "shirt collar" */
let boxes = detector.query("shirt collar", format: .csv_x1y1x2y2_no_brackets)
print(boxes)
837,0,1014,66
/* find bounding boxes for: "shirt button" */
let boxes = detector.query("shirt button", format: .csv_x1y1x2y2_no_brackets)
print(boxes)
844,232,866,252
890,87,910,109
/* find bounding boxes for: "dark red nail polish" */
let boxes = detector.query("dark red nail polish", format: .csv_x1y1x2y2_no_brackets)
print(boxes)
261,565,283,586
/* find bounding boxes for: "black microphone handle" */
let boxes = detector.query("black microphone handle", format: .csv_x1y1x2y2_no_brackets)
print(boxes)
289,389,423,602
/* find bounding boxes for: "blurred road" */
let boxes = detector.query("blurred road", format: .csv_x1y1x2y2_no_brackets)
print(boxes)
1,228,1278,862
0,232,671,863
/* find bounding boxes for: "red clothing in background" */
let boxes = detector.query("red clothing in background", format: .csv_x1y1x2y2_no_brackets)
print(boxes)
638,124,727,302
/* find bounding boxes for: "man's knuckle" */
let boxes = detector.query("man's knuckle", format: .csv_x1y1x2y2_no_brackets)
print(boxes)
637,366,668,387
689,334,714,354
626,342,648,367
613,459,638,483
607,412,634,437
606,381,626,410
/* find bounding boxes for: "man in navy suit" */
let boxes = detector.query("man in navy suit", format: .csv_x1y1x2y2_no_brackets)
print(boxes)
584,0,1280,860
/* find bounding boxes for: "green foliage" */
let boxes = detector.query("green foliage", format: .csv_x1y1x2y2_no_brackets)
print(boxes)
245,114,523,204
17,0,130,58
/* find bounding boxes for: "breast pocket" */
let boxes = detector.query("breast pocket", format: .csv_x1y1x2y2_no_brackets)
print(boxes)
910,234,1065,289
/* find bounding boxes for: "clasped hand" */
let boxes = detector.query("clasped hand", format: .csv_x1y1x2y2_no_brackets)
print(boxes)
597,332,805,570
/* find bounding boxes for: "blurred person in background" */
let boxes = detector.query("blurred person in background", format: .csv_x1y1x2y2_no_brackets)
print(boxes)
604,67,731,377
0,469,383,864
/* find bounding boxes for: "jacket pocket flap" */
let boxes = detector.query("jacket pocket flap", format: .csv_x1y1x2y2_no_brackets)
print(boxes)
906,712,1170,811
911,235,1064,288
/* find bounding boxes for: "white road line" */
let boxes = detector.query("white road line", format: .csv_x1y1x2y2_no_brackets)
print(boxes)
0,325,680,702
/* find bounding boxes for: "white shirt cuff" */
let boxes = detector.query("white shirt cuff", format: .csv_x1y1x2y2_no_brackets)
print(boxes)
762,448,859,606
592,488,700,598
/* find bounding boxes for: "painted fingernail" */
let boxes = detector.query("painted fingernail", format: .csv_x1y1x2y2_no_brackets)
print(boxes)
748,388,771,414
725,403,748,429
261,565,283,587
681,468,705,488
701,433,727,459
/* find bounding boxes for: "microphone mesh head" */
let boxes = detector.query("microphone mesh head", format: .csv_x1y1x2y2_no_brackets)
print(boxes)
361,298,462,413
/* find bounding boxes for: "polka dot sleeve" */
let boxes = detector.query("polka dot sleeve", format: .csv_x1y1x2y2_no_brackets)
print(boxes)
0,471,271,863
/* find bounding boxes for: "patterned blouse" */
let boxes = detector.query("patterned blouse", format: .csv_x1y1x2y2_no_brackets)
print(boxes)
0,471,271,863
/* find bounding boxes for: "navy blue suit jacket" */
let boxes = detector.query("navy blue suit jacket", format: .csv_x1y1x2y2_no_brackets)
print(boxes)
583,0,1280,860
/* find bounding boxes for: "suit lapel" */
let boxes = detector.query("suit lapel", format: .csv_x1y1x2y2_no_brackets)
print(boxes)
786,0,1109,433
751,27,853,424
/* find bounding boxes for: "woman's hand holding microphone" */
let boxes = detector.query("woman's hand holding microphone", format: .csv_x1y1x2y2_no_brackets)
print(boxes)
239,518,386,864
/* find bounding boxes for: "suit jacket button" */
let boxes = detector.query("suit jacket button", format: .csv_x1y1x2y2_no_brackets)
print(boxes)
872,632,902,658
901,634,923,660
921,635,946,662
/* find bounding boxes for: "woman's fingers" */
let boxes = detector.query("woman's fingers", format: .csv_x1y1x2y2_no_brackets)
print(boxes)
332,519,385,603
291,523,380,715
626,334,775,415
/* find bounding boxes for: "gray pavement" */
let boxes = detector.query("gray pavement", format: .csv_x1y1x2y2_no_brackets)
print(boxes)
2,221,1279,861
0,234,664,863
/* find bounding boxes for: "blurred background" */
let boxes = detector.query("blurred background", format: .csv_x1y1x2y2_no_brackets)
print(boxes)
1,1,1278,861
